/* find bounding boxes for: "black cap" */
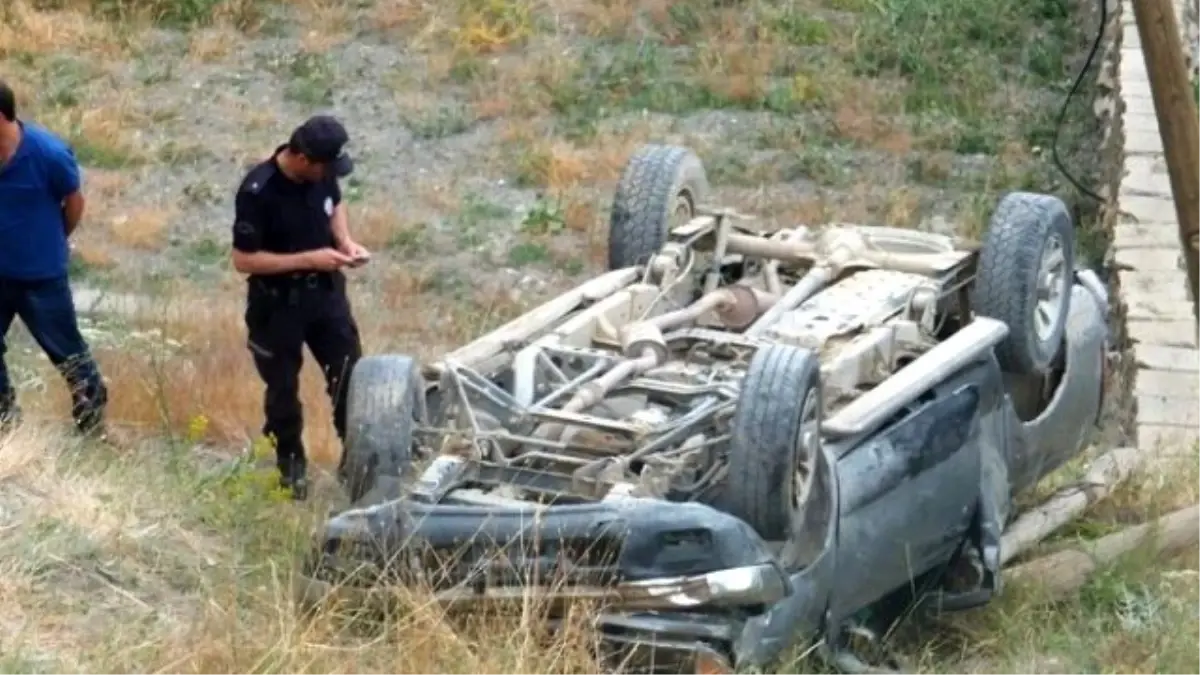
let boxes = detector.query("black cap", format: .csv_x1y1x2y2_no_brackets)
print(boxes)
289,114,354,177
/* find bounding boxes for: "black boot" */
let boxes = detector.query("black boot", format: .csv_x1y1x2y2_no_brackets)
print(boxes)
0,387,20,432
69,373,108,438
279,460,309,502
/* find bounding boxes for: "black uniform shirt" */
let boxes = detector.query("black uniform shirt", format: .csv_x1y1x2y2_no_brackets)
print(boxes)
232,145,342,279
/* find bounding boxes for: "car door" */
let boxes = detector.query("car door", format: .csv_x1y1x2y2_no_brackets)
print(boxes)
829,370,986,618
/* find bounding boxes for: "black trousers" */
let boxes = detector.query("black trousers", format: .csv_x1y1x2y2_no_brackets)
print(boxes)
245,274,362,475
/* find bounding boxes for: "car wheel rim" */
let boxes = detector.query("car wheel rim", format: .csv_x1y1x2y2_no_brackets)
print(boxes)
793,388,819,511
1034,234,1066,343
670,191,694,228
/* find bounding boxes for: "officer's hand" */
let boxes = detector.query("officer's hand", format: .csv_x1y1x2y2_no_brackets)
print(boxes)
306,248,354,272
342,241,372,268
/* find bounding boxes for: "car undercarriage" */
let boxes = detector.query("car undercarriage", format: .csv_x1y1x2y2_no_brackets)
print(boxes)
297,144,1112,674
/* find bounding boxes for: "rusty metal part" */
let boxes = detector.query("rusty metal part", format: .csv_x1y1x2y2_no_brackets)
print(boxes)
761,228,809,296
746,265,835,337
715,285,765,330
573,348,658,412
649,289,733,332
620,322,668,362
722,228,968,277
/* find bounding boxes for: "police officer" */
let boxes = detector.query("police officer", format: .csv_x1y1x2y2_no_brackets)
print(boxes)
230,115,371,501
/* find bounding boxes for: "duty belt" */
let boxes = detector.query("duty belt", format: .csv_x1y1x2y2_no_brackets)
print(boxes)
250,272,337,306
291,272,332,289
253,272,335,289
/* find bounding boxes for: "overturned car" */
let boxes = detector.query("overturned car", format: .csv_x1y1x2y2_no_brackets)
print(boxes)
297,144,1112,673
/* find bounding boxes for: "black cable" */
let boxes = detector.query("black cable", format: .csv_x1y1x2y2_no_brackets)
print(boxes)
1050,0,1109,203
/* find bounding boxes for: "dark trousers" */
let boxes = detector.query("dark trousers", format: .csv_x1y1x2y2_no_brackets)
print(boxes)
245,274,362,476
0,275,108,432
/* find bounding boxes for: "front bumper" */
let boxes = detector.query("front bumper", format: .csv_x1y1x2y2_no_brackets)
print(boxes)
298,497,793,669
294,572,747,673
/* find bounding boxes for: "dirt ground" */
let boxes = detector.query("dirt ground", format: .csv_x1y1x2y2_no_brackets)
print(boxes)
0,0,1196,672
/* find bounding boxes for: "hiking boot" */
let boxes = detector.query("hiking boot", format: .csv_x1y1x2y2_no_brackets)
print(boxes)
280,463,309,502
71,387,107,438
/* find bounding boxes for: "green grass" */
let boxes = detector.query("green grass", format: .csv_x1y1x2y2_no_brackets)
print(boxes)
86,0,270,29
283,51,336,107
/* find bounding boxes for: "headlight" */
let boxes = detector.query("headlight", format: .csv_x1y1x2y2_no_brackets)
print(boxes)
622,563,791,608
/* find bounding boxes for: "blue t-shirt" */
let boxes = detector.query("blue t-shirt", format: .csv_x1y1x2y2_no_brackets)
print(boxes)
0,121,80,280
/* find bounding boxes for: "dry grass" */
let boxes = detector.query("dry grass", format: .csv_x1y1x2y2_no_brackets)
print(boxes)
348,201,411,251
293,0,353,52
0,424,609,673
369,0,540,56
108,206,174,250
70,170,135,268
15,275,531,468
69,241,121,271
187,24,242,62
31,93,148,170
0,2,124,58
501,122,656,194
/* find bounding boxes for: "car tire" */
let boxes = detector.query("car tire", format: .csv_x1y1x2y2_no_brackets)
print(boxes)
972,191,1075,376
717,344,822,541
608,144,709,271
340,353,425,504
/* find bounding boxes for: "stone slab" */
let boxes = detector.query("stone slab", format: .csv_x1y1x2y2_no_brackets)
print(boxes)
1125,127,1165,154
1137,424,1199,458
1125,293,1196,321
1123,109,1163,133
1132,343,1200,371
1119,47,1149,83
1114,246,1184,271
1124,20,1141,46
1119,155,1173,198
1127,319,1200,347
1122,93,1159,117
1135,368,1200,397
1119,194,1181,225
1122,112,1161,133
1114,222,1184,249
1136,394,1199,426
1121,270,1194,301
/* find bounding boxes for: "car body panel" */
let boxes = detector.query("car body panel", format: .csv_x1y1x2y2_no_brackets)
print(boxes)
1004,285,1108,493
830,375,985,617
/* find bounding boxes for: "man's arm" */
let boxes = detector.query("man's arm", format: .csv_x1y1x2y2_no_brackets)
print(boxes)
326,179,357,251
62,192,85,237
47,143,85,237
331,201,352,250
230,191,314,276
232,248,317,276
